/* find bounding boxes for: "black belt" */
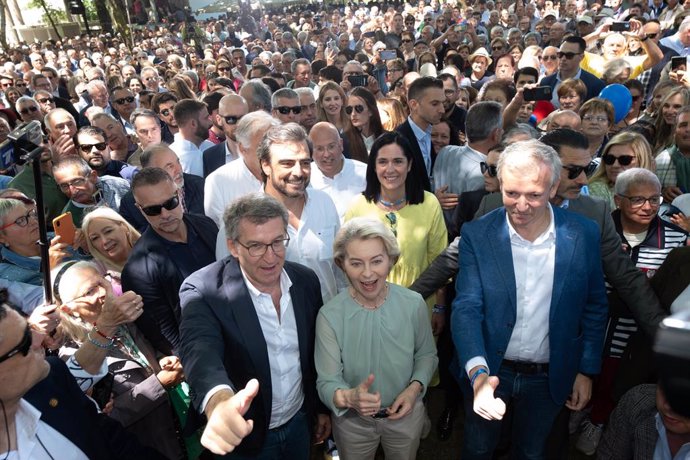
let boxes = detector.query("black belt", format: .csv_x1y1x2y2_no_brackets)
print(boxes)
502,360,549,375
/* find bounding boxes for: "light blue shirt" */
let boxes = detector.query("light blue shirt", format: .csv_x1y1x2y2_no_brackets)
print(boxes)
408,116,433,177
660,34,690,56
654,413,690,459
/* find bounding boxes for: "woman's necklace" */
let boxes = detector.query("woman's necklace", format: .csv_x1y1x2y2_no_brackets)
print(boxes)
350,283,389,310
378,195,407,209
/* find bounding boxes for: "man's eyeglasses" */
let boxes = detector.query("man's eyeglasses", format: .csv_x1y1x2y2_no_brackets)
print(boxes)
557,51,582,60
0,208,38,230
58,176,89,192
562,163,595,180
602,154,634,166
217,66,231,72
114,96,135,105
36,97,54,104
139,194,180,216
0,324,32,364
480,161,498,177
542,55,558,61
19,106,39,115
582,115,609,123
79,142,108,153
345,105,365,115
235,236,290,257
160,108,174,117
492,46,504,51
619,194,663,209
223,115,243,125
385,212,398,237
15,82,27,87
401,39,412,43
275,106,302,115
646,33,658,39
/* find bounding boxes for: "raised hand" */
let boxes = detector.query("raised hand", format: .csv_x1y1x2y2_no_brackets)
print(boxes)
202,380,260,455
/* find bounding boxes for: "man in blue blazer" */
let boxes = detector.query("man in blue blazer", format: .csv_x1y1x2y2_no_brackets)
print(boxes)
452,139,608,459
178,193,330,458
540,36,606,107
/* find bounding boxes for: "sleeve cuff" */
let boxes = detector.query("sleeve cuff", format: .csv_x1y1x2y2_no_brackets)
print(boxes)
200,384,234,413
465,356,489,379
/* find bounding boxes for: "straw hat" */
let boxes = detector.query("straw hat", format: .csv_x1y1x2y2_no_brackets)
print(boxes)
468,47,493,66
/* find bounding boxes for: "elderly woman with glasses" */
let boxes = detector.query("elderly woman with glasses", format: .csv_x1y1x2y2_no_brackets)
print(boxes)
53,261,186,459
576,168,688,451
588,132,655,208
315,217,437,460
579,98,616,159
0,196,72,287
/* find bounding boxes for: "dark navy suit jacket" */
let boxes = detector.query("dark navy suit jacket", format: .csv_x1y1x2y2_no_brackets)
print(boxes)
202,142,227,178
540,69,606,103
452,206,609,405
178,257,325,456
24,357,166,460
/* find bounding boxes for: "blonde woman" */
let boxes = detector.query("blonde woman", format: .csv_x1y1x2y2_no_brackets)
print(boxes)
588,131,656,208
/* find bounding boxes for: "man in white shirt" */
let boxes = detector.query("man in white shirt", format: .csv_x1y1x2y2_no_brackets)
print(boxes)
216,123,341,302
169,99,214,177
308,122,366,222
0,305,166,459
452,139,608,458
205,111,280,226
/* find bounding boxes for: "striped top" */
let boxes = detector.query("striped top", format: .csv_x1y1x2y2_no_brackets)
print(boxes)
607,211,688,357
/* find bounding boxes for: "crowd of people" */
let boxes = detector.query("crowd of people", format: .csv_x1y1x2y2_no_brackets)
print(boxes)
0,0,690,458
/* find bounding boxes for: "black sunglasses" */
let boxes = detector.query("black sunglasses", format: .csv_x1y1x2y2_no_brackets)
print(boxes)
480,161,498,177
79,142,107,153
223,115,243,125
492,46,504,51
562,163,595,179
646,33,658,39
19,106,39,115
160,108,174,117
275,106,302,115
602,154,634,166
217,66,231,72
557,51,581,60
345,105,365,115
114,96,135,105
0,324,32,364
139,194,180,216
37,97,54,104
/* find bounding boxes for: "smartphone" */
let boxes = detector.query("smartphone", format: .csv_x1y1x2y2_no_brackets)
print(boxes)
52,212,76,245
455,22,467,32
671,56,688,71
380,50,397,60
610,22,631,32
348,75,369,87
372,408,390,418
91,372,115,410
523,86,553,102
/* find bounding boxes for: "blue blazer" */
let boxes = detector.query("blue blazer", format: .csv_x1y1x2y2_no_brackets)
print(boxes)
178,257,326,456
452,206,608,405
202,142,226,178
540,69,606,103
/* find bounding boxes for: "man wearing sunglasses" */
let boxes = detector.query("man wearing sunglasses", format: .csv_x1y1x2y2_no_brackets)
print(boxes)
169,99,214,178
76,126,138,182
151,92,178,144
271,88,302,124
15,97,43,124
122,167,217,355
52,156,130,228
540,36,607,107
110,87,137,135
30,74,80,122
0,305,168,459
202,94,248,177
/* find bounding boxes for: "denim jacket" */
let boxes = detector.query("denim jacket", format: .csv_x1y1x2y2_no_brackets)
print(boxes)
0,244,43,285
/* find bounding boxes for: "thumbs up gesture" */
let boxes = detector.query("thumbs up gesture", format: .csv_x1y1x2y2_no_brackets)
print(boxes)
342,374,382,417
202,379,260,455
472,371,506,421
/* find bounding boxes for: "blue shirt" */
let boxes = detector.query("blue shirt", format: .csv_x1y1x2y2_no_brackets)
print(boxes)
408,116,433,177
654,413,690,459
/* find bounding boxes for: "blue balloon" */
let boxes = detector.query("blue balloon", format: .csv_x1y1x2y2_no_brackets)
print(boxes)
598,84,632,124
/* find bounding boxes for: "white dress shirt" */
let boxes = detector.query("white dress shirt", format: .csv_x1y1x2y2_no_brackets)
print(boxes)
169,133,214,177
309,158,367,222
2,400,89,460
465,205,556,376
204,157,263,226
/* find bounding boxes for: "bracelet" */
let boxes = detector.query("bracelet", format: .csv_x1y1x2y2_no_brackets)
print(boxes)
87,329,115,349
470,368,488,388
92,323,115,341
409,379,424,393
432,304,446,314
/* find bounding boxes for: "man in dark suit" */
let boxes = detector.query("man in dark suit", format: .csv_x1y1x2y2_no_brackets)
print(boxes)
395,76,446,191
453,139,608,458
0,305,165,459
178,193,330,457
540,36,606,107
120,144,205,232
121,167,217,355
202,94,248,178
411,129,665,338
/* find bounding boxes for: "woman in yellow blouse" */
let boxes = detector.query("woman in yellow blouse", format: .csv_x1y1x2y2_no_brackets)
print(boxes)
344,132,448,337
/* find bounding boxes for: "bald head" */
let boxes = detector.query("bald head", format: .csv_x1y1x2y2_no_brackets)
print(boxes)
218,94,249,142
309,121,344,178
547,110,581,132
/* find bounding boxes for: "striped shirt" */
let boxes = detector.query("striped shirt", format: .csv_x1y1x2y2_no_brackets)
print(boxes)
606,212,688,357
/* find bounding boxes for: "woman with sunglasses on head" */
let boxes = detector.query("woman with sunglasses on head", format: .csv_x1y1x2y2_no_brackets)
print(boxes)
345,87,385,160
344,132,448,347
588,131,656,209
52,260,186,460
